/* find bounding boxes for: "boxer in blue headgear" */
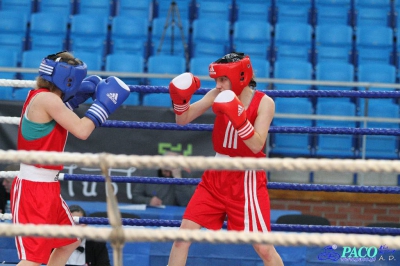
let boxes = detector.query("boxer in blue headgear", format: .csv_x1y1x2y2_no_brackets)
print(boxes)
11,51,131,266
38,50,88,102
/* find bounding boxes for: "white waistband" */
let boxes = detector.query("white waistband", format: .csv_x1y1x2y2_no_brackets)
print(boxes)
215,152,230,158
18,163,59,182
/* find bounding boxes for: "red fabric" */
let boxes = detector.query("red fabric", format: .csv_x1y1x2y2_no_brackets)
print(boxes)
11,177,77,264
17,88,68,170
212,90,265,157
183,169,271,232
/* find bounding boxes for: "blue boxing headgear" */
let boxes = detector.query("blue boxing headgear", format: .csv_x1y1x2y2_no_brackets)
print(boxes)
39,51,87,102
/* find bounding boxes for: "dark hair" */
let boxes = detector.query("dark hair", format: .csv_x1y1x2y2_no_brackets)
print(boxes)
69,205,86,217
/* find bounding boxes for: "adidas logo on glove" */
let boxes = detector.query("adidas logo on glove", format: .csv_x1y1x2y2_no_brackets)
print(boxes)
107,93,118,104
238,105,244,116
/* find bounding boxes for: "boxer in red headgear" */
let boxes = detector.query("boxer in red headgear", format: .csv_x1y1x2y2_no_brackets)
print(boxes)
167,52,284,266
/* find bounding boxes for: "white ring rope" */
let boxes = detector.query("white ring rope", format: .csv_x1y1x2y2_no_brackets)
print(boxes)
0,79,36,88
0,150,399,173
0,223,399,249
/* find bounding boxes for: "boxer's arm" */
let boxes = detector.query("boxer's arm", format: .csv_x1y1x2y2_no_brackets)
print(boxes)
175,88,219,125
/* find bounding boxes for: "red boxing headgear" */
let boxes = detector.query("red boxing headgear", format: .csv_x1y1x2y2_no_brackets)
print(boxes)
209,52,253,95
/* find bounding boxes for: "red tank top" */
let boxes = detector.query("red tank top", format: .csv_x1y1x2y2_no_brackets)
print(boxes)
17,88,68,170
212,90,266,158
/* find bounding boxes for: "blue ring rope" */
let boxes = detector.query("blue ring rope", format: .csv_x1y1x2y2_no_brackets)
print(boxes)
128,86,400,98
102,121,400,136
63,174,400,194
79,217,400,236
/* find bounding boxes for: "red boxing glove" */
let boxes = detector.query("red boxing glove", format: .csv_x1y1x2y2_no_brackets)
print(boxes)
212,90,255,140
169,72,201,115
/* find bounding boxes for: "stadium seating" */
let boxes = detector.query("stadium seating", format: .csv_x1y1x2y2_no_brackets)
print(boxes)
73,51,104,71
150,17,190,57
357,63,397,112
191,19,230,58
194,0,233,21
250,58,270,90
270,98,313,157
0,10,29,63
143,55,186,107
36,0,74,19
274,0,311,24
274,22,313,62
115,0,153,21
362,101,400,159
235,0,272,22
315,62,355,103
156,0,192,21
353,0,391,27
29,13,68,51
233,20,271,60
314,0,352,26
0,50,18,100
105,53,144,105
314,24,353,64
0,0,34,20
76,0,114,18
315,101,357,158
69,14,109,56
355,25,394,65
189,56,215,102
110,15,149,57
273,60,313,91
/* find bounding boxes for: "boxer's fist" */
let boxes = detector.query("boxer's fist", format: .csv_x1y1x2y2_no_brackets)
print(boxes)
169,72,200,115
212,90,254,140
85,76,130,127
65,75,102,110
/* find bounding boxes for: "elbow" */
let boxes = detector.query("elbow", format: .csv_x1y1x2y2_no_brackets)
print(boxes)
250,146,264,154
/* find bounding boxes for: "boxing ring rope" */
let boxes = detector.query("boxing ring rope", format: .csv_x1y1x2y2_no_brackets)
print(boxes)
1,77,400,265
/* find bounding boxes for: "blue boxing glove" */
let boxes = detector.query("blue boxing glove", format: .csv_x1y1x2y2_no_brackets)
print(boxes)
85,76,130,127
65,75,102,110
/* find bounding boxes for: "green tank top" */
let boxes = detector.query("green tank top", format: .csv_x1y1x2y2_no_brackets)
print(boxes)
21,115,56,140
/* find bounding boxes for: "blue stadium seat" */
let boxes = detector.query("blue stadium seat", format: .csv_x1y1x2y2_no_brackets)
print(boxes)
0,11,29,63
115,0,153,22
0,50,18,100
189,56,216,88
233,20,271,60
29,13,68,51
156,0,192,21
363,101,399,159
105,53,144,105
110,15,149,57
357,63,397,113
0,0,34,20
250,58,270,90
274,22,313,62
73,51,103,71
314,0,352,25
273,60,313,91
270,98,313,157
274,0,311,24
355,25,394,65
20,50,44,81
235,1,272,22
315,62,354,91
194,0,233,21
76,0,114,18
143,55,186,107
69,14,109,55
315,101,357,158
151,17,190,57
354,0,391,27
314,24,353,64
36,0,74,19
191,19,230,58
